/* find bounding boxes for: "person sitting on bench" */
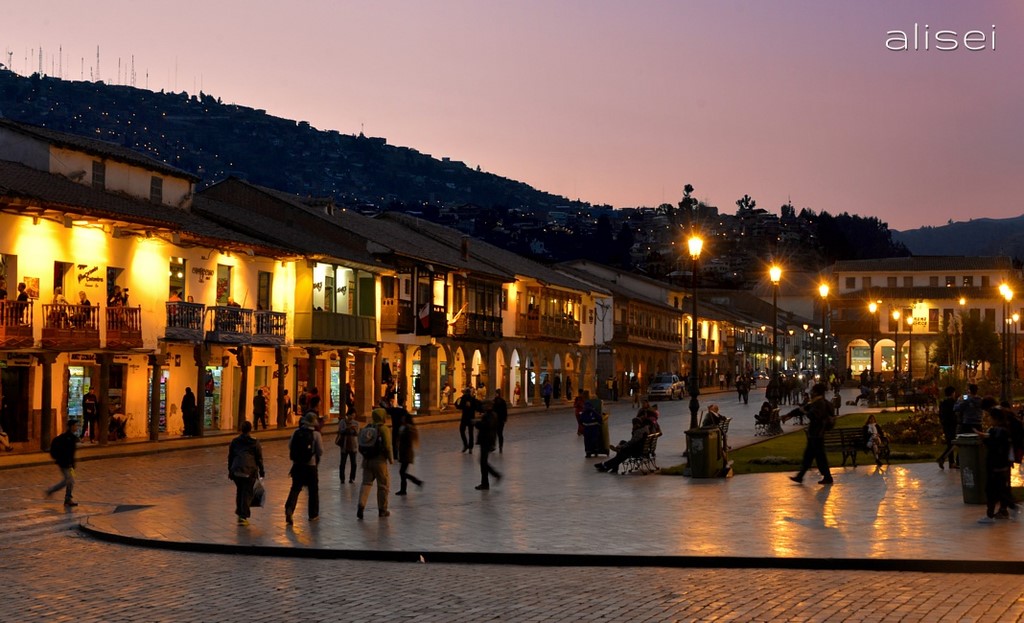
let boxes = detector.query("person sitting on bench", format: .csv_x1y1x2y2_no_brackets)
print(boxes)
594,417,651,474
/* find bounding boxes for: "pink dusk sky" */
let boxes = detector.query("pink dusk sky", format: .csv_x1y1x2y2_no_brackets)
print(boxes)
3,1,1020,231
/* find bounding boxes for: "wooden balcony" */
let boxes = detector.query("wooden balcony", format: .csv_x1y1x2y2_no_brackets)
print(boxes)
41,304,100,350
0,300,33,348
253,310,288,346
294,310,376,346
165,302,206,342
381,298,414,334
516,312,582,343
204,306,253,344
451,312,503,341
105,306,143,350
613,322,682,349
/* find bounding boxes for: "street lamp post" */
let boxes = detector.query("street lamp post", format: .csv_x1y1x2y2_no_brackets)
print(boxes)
999,283,1013,403
958,297,967,379
906,309,914,391
868,301,878,379
687,235,703,434
892,309,901,411
818,283,829,380
770,265,781,402
1007,311,1015,379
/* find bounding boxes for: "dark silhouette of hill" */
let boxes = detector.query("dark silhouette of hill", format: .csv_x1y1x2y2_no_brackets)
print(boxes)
0,68,571,211
893,216,1024,260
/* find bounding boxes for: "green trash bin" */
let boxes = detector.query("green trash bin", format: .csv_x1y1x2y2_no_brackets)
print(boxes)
955,434,987,504
686,427,721,478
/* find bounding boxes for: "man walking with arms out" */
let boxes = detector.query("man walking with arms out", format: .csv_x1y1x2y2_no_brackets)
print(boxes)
787,383,835,485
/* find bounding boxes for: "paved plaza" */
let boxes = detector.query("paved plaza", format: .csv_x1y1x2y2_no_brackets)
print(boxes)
3,387,1024,621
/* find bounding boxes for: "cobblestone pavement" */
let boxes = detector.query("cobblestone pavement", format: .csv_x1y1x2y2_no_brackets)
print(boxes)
4,388,1024,621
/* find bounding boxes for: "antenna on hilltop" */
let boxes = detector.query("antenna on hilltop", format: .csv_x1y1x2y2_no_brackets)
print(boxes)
96,45,100,81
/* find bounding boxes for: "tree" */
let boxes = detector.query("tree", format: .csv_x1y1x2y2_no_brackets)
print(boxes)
931,313,1001,374
736,194,756,213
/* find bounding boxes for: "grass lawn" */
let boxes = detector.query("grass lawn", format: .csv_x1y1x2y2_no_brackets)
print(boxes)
663,411,945,476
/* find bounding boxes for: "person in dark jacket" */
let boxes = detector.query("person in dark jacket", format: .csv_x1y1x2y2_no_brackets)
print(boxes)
181,387,198,437
455,388,481,453
594,417,651,474
787,383,835,485
493,388,509,453
227,421,265,525
45,420,80,506
976,408,1016,523
474,400,502,490
936,386,959,469
285,412,324,525
395,411,423,495
252,389,268,431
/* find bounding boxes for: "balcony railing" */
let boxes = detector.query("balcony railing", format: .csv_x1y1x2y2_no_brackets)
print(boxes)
415,304,448,338
204,306,253,344
165,302,206,342
41,304,100,350
613,322,682,348
294,310,376,346
253,310,288,345
0,300,33,348
451,312,503,341
381,298,414,334
516,311,582,342
105,306,143,349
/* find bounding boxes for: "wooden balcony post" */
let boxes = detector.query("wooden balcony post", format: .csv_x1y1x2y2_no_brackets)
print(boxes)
36,352,57,452
355,350,375,419
96,353,112,446
148,354,163,441
193,344,210,437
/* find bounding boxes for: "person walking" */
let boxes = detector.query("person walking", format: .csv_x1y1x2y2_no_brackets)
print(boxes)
181,387,197,437
279,389,292,428
474,400,503,490
541,379,553,409
936,386,959,469
395,411,423,495
630,376,641,408
284,412,323,525
357,408,393,519
252,389,268,431
335,409,359,483
45,420,80,507
493,388,509,453
227,421,265,526
787,383,835,485
455,388,480,453
82,388,98,443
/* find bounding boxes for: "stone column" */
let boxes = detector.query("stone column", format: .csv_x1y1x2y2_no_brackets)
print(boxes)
36,352,57,452
418,343,435,416
147,354,163,441
234,345,251,429
305,347,320,390
355,350,375,420
96,353,112,445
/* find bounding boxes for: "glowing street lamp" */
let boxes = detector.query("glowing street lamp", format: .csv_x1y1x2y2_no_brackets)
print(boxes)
818,283,829,378
687,235,703,434
769,265,782,403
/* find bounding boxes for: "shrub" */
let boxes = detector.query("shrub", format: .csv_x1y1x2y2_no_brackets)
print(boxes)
883,410,943,445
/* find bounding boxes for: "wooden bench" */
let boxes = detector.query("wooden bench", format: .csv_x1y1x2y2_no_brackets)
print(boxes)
821,427,889,467
621,432,662,475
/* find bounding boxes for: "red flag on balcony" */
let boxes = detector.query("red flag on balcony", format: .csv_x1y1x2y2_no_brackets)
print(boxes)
418,303,430,329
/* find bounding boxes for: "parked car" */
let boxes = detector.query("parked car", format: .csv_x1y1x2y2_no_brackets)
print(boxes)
647,374,685,400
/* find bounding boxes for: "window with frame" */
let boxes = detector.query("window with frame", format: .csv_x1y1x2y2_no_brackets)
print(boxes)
257,271,272,311
863,276,872,289
928,308,939,332
845,277,855,289
945,276,955,287
887,276,897,288
150,176,163,204
981,276,990,287
216,264,231,305
962,276,974,287
984,308,996,329
92,161,106,190
903,276,913,287
930,276,939,287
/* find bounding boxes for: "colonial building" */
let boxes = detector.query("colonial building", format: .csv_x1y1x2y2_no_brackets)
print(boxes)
828,256,1022,381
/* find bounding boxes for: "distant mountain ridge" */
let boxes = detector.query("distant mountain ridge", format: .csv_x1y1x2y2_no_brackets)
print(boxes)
893,215,1024,259
0,68,576,212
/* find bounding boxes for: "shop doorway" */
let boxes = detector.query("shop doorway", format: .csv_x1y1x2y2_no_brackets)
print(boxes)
204,366,222,429
0,366,30,442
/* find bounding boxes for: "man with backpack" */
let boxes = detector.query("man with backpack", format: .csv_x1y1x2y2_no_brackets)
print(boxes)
45,419,80,506
357,408,393,519
284,412,323,525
